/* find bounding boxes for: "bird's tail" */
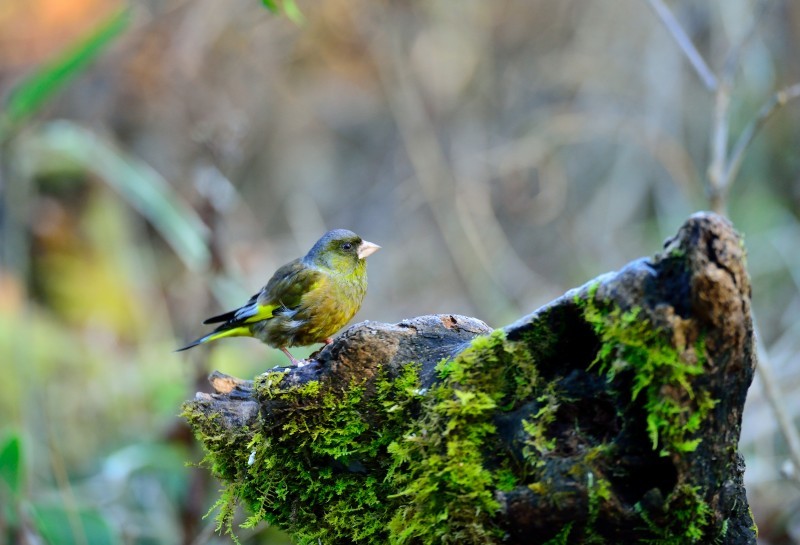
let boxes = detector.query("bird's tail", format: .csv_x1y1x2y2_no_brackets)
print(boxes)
175,326,251,352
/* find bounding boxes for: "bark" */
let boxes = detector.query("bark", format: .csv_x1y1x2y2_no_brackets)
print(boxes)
184,212,757,545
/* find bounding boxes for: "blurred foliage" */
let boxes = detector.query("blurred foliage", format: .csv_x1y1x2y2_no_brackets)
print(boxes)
0,9,129,140
33,505,119,545
0,0,799,543
261,0,305,24
20,122,212,272
0,433,22,499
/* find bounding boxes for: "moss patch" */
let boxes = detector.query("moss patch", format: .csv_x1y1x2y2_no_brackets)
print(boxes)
582,298,715,456
183,328,548,544
387,329,540,544
580,285,717,543
185,279,735,544
633,484,712,544
543,522,574,545
183,363,423,544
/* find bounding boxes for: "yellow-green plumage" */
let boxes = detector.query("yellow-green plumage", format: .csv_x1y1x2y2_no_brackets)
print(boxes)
178,229,380,365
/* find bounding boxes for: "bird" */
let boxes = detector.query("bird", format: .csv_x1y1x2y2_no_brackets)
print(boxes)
178,229,380,366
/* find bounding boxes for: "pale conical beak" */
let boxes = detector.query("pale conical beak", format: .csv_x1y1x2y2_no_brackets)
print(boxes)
357,240,381,259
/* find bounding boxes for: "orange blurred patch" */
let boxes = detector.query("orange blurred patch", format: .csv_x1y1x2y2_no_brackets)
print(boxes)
0,268,25,314
0,0,122,69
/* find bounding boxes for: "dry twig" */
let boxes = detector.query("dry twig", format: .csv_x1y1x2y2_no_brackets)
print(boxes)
645,0,800,484
644,0,717,92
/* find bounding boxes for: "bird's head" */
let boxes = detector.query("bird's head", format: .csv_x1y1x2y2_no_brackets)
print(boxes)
305,229,381,274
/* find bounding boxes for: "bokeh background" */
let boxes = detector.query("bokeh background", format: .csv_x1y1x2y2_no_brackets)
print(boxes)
1,0,800,543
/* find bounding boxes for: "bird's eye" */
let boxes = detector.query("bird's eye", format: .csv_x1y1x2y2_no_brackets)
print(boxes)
342,242,353,251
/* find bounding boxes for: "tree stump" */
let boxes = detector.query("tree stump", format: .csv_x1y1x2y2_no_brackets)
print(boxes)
183,212,757,544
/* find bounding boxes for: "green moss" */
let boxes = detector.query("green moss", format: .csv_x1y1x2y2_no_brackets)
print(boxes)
388,329,540,544
634,484,712,544
543,522,573,545
715,519,729,544
579,286,719,543
180,404,255,540
582,301,716,456
521,387,559,465
183,363,425,544
748,506,758,537
586,472,611,527
185,274,736,544
436,329,540,409
495,465,519,492
183,329,542,545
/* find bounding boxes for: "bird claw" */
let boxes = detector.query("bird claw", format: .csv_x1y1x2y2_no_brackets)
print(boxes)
280,347,306,367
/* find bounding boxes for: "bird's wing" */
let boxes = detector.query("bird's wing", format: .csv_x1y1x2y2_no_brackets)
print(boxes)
202,259,322,327
202,292,259,324
259,259,323,313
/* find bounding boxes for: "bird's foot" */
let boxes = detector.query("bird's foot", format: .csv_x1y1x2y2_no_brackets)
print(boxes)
280,347,306,367
323,337,333,345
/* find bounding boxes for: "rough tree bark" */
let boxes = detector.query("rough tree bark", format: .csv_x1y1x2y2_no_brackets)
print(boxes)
183,212,757,545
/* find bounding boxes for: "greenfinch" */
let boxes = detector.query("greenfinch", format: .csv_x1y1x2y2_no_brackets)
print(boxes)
178,229,380,366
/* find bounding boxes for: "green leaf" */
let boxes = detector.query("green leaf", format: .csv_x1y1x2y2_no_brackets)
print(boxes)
261,0,279,12
282,0,306,24
0,433,22,498
101,443,190,501
32,505,120,545
1,9,130,137
260,0,305,24
20,121,211,272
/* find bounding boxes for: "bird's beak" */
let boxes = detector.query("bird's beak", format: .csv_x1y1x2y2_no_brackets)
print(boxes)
357,240,381,260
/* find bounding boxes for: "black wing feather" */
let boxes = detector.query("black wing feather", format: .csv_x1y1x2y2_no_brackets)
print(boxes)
202,292,259,324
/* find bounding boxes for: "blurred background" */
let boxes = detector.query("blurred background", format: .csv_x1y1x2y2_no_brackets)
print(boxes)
1,0,799,543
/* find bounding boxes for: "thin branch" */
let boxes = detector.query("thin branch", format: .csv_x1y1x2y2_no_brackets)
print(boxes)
708,85,731,215
645,1,800,478
753,321,800,487
708,0,771,214
645,0,718,92
725,82,800,185
720,0,771,86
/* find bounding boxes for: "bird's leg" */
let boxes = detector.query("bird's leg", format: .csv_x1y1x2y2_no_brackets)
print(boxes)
323,338,333,345
280,347,305,367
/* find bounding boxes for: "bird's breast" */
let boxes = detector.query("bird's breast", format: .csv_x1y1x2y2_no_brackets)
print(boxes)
285,272,367,346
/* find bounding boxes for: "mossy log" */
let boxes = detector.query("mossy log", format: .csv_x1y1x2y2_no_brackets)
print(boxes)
183,212,757,545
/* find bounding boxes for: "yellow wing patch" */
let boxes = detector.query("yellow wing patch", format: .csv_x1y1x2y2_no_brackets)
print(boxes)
242,303,279,324
204,326,252,343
